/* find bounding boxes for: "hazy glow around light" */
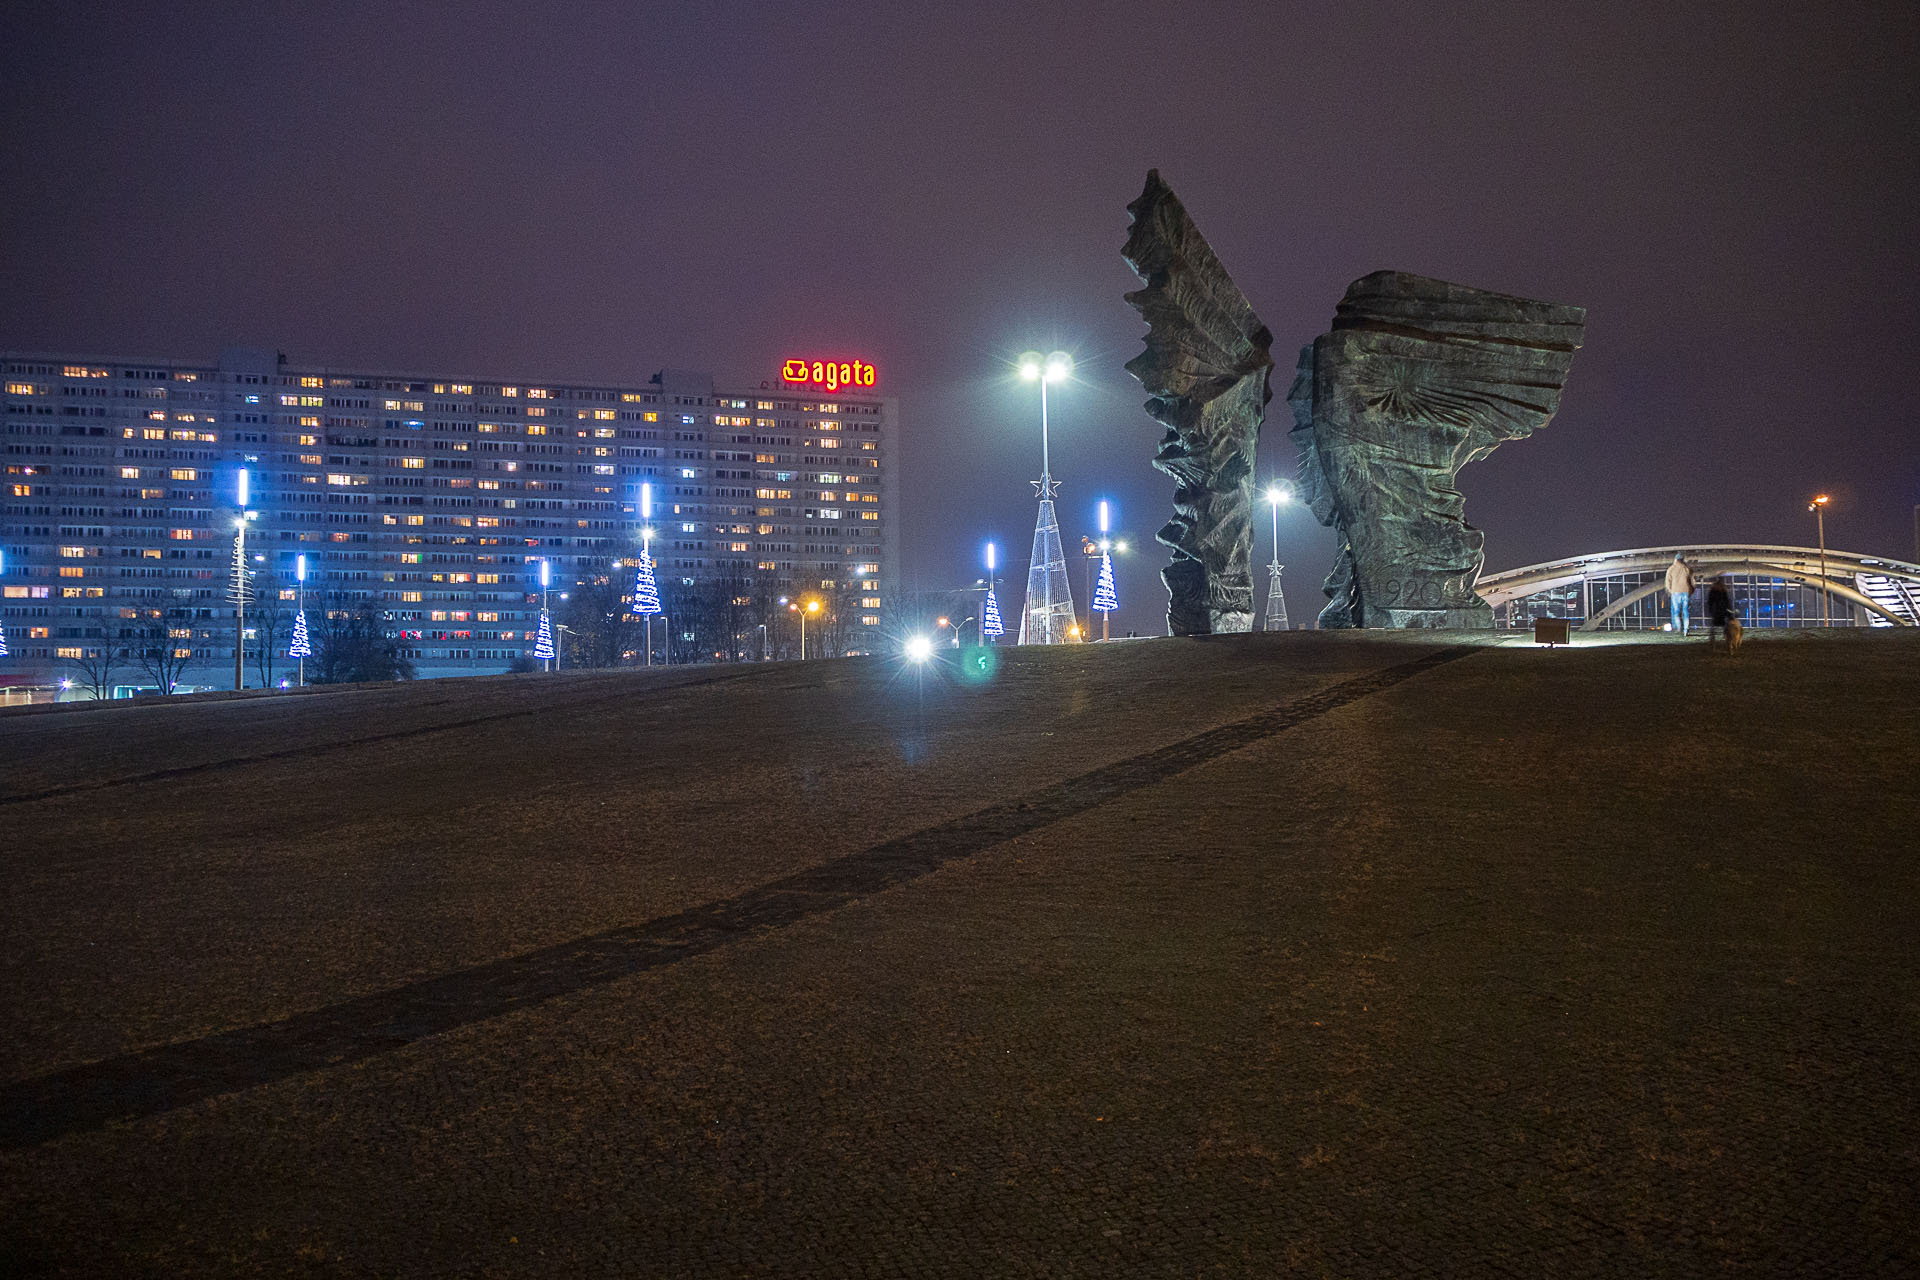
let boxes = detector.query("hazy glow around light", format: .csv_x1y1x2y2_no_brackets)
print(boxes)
1017,352,1043,382
904,635,935,663
295,554,307,582
985,541,996,571
1044,352,1073,382
1099,500,1110,534
236,468,249,508
640,482,653,518
540,559,551,589
1267,484,1290,506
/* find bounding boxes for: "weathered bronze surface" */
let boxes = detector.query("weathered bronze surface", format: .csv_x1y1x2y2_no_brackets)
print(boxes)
1289,272,1586,628
1122,170,1274,635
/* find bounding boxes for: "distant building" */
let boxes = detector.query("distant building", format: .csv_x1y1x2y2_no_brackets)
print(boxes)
2,348,899,694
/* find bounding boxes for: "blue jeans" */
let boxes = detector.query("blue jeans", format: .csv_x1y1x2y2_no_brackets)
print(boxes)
1670,592,1690,634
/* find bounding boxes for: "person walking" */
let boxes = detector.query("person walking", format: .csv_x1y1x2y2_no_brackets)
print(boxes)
1706,574,1742,653
1665,552,1694,636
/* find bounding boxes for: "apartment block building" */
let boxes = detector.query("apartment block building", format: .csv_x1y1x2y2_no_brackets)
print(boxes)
1,347,899,691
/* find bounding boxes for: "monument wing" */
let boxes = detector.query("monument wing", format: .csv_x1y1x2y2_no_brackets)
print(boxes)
1122,170,1274,636
1294,271,1586,629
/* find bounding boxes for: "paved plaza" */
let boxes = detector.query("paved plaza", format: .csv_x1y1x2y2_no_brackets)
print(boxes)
2,629,1916,1276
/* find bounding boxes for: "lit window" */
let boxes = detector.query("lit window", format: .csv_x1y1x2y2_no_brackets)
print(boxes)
120,466,140,479
526,425,547,436
400,457,425,469
527,388,550,399
170,468,198,481
860,511,879,521
5,382,35,395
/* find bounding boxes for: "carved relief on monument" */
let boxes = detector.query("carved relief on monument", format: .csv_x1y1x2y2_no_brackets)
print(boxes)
1122,170,1274,636
1288,272,1586,628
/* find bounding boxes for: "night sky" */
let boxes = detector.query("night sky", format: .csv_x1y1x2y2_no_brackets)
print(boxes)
5,2,1915,634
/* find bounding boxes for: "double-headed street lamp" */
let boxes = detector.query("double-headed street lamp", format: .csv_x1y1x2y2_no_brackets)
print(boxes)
786,596,821,659
1809,493,1832,627
1016,350,1077,645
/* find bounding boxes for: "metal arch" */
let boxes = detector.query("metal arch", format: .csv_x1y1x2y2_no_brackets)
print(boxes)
1581,580,1665,630
1478,544,1920,613
1577,561,1911,630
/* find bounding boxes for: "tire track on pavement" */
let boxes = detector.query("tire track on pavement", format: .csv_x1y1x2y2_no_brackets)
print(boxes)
0,643,1477,1150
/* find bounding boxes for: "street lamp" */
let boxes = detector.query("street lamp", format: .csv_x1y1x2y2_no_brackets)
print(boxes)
1016,350,1077,645
981,542,1004,645
1809,494,1832,627
290,552,311,687
790,597,822,659
904,634,935,664
537,558,554,671
935,615,971,648
230,467,256,690
1263,483,1293,631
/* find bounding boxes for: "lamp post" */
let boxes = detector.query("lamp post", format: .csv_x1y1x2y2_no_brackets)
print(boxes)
790,597,821,659
538,558,553,671
231,467,255,690
290,552,310,687
636,481,661,666
1809,493,1831,627
1263,484,1292,631
1017,350,1076,645
936,615,970,648
981,542,1004,645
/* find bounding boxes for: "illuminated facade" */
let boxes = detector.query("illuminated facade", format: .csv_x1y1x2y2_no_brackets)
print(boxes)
1,348,899,692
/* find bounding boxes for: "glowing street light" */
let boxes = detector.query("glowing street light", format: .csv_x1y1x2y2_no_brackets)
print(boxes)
1263,483,1293,631
289,552,311,686
231,467,255,690
904,634,935,664
981,541,1004,644
789,597,822,660
1809,493,1832,627
535,558,555,671
1017,350,1077,644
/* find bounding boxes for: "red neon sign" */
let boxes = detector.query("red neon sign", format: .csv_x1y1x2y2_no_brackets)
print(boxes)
781,358,876,392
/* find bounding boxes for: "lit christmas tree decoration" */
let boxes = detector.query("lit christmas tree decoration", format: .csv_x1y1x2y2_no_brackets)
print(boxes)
982,586,1004,638
0,618,9,658
631,552,661,615
533,610,555,661
1093,552,1117,614
288,609,311,659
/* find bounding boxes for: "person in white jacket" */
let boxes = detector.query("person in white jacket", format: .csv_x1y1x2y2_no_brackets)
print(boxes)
1665,553,1695,635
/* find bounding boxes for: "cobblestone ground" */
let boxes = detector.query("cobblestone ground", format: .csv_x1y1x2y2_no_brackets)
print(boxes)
1,630,1916,1276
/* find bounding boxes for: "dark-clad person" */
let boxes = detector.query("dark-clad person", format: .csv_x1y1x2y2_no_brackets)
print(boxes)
1705,574,1743,653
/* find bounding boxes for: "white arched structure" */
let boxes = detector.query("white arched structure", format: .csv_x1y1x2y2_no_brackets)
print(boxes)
1476,545,1920,631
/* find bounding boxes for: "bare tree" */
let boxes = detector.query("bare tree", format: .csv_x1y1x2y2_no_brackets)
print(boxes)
556,557,630,668
310,595,416,684
62,643,128,700
133,590,201,694
249,566,290,689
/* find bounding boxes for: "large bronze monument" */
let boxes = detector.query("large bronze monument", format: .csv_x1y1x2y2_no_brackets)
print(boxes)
1122,170,1273,635
1288,272,1587,628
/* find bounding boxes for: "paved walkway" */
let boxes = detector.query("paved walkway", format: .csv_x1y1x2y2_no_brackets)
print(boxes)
2,630,1916,1276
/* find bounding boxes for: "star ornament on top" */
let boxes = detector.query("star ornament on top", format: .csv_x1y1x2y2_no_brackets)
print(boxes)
1031,476,1061,499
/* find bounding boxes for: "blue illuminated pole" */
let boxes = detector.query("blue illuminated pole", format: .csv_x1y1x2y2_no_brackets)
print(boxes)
289,553,311,686
0,549,9,659
1093,500,1118,640
639,481,658,666
232,467,253,690
981,541,1003,644
536,558,555,671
